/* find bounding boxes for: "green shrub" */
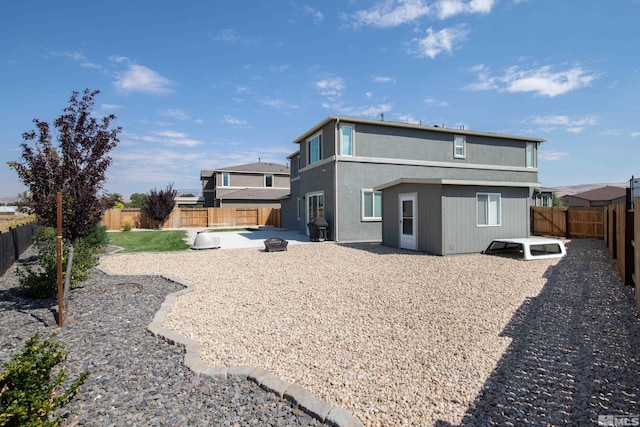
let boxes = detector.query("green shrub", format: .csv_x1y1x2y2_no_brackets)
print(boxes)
17,224,107,298
122,221,132,232
0,333,89,426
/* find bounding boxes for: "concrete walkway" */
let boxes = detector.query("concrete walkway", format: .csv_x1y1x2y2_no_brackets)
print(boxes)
186,227,312,250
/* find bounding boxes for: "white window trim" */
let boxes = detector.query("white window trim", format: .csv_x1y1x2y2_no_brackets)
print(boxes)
476,192,501,227
264,174,274,188
454,135,466,159
340,123,354,157
221,172,229,187
307,131,323,165
526,142,536,168
361,189,382,222
306,191,325,231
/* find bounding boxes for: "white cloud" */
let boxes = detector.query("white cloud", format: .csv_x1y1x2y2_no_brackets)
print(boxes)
396,114,421,124
304,5,324,24
352,0,431,28
531,114,598,133
435,0,496,19
269,64,289,73
323,102,393,119
113,64,175,94
160,109,190,120
424,97,449,107
124,130,203,148
108,55,129,63
315,75,345,98
261,98,285,108
372,75,396,83
411,25,469,58
631,131,640,137
101,104,123,111
466,64,599,97
223,115,248,125
539,150,568,161
351,0,495,26
209,29,257,45
153,130,202,147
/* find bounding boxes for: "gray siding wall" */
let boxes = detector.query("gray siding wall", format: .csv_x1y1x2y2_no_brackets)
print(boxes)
222,171,289,188
380,184,530,255
336,161,535,242
380,183,444,254
441,186,530,255
297,164,336,236
354,123,536,169
281,179,300,231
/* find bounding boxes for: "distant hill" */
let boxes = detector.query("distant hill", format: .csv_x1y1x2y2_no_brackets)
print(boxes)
0,196,20,205
553,182,629,197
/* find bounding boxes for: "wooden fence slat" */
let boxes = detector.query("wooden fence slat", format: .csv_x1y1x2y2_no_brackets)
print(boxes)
101,207,281,231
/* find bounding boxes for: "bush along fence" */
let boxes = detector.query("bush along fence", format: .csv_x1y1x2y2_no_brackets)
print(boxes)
0,222,39,276
101,207,281,231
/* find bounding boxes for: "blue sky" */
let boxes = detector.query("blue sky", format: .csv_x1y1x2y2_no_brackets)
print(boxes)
1,0,639,198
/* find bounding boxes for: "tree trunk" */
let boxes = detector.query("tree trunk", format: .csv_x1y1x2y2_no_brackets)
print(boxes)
62,239,76,325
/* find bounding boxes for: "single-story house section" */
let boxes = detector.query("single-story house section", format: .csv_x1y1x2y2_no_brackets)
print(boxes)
374,178,537,255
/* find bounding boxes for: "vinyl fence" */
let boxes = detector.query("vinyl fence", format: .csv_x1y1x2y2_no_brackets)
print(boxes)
0,222,39,276
101,207,281,231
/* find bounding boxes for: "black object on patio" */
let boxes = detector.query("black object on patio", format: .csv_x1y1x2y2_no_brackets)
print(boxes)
264,237,288,252
307,217,329,242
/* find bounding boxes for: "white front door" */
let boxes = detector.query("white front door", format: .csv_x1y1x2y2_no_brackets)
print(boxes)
399,194,417,250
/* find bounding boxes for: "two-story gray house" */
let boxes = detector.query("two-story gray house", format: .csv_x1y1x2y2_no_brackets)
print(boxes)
201,161,290,208
280,116,544,255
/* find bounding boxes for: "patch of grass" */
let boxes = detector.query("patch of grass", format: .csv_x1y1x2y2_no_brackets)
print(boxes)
108,230,190,253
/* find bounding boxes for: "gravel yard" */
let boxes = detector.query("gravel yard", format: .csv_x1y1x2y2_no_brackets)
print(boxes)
99,239,640,426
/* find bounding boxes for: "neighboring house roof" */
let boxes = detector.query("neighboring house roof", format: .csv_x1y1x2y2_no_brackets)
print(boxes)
219,188,290,200
293,115,546,144
200,162,290,178
219,162,290,174
567,185,627,202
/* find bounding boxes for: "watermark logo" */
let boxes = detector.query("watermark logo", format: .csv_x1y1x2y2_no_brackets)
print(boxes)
598,415,640,426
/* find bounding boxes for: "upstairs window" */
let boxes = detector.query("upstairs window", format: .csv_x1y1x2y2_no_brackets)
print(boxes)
526,142,536,168
477,193,501,226
221,172,229,187
265,174,274,187
362,190,382,221
291,157,299,178
340,124,353,156
308,133,322,165
454,135,466,159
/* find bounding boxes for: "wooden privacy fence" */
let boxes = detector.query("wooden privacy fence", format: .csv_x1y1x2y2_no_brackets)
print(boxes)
530,206,604,239
603,200,640,314
101,207,281,231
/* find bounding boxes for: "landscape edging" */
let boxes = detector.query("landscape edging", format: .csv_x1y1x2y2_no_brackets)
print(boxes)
144,273,364,427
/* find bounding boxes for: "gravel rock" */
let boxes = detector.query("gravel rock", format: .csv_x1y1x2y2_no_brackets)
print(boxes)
0,246,321,426
98,239,640,426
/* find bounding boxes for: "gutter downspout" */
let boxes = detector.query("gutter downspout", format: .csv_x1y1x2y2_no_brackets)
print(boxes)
334,118,340,242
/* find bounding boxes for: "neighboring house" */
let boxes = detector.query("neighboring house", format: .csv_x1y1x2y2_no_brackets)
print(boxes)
533,187,557,207
200,161,290,208
561,185,627,207
281,115,544,255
